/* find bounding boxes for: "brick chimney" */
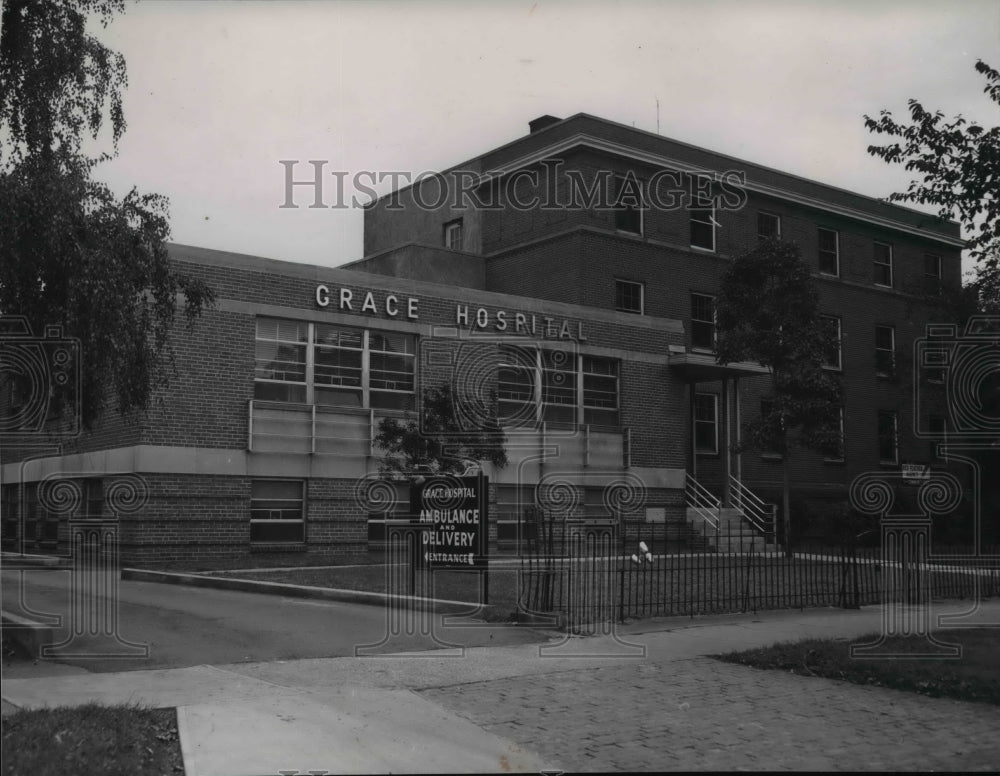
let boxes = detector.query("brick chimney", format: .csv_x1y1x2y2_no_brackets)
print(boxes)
528,115,562,134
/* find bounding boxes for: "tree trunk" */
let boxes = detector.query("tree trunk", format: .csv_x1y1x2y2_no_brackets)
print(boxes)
782,454,792,558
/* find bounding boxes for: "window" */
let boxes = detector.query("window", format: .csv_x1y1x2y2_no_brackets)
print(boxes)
877,411,898,464
444,219,463,250
254,318,308,403
818,228,839,276
250,480,304,543
690,202,716,251
820,315,842,370
757,212,780,241
313,324,363,407
541,350,577,424
875,325,895,378
368,331,416,410
496,347,620,429
924,253,942,294
614,175,643,234
582,356,619,427
825,407,845,462
693,393,718,455
874,242,893,286
615,279,644,315
255,318,416,411
690,293,716,351
497,346,537,426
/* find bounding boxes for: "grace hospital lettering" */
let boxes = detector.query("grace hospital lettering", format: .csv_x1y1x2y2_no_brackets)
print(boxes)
315,284,586,340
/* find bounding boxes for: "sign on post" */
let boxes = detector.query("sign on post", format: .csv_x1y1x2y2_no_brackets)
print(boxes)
901,463,930,485
411,474,488,569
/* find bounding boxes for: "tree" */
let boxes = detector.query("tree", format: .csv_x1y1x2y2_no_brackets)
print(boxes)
864,60,999,308
374,384,508,478
715,239,843,554
0,0,214,430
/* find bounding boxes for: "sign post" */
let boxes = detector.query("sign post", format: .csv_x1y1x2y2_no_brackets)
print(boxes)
411,473,489,603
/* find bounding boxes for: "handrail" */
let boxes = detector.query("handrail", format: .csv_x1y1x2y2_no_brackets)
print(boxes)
729,475,775,535
685,473,720,531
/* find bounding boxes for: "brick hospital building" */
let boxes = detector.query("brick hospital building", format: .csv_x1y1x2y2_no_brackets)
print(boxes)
1,113,971,565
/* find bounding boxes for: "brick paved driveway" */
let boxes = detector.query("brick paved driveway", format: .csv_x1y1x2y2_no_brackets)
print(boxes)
420,656,1000,771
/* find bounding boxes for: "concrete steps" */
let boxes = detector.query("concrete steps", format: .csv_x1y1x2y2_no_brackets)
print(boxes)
684,508,770,553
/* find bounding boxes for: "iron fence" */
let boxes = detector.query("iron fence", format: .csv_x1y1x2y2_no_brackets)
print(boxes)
518,517,1000,627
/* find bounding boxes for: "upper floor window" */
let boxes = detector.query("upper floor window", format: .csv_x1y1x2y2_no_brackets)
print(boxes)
874,242,893,287
444,218,463,250
690,293,716,352
254,318,308,403
255,318,415,410
497,346,620,429
615,279,644,314
690,203,716,251
694,393,719,455
820,315,842,370
875,325,895,378
614,175,643,234
757,212,780,241
818,228,839,276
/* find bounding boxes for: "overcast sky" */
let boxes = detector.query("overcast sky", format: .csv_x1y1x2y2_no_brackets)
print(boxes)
94,0,1000,270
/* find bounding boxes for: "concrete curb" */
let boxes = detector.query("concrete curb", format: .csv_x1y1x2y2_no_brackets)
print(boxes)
122,568,499,618
1,552,71,569
1,610,57,659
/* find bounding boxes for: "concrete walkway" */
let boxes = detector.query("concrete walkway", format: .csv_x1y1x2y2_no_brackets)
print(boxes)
3,601,1000,773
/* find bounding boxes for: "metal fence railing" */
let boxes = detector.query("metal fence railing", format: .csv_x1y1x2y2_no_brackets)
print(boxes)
518,517,1000,627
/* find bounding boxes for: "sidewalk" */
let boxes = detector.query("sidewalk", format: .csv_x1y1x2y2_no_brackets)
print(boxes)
3,601,1000,773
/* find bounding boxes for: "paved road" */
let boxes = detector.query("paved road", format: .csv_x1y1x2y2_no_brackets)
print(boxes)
5,602,1000,772
421,654,1000,771
1,568,547,673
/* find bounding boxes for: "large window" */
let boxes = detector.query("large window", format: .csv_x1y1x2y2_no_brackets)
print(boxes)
877,411,898,464
818,228,839,276
314,324,363,407
255,318,416,410
690,293,716,351
368,331,417,410
250,480,304,543
875,325,895,378
582,356,619,427
615,279,644,314
254,319,308,402
497,346,619,429
874,242,893,287
694,393,718,455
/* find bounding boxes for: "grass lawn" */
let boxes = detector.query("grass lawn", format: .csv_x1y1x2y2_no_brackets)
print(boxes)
714,627,1000,706
1,702,184,776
